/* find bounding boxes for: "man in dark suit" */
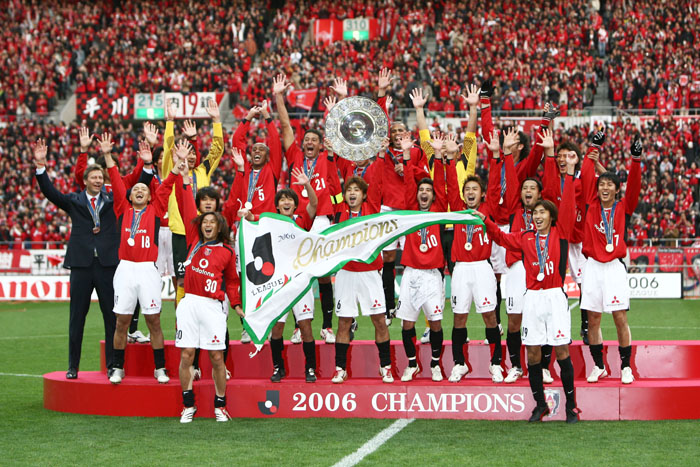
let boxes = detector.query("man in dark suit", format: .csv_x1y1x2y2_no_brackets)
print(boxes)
33,137,121,379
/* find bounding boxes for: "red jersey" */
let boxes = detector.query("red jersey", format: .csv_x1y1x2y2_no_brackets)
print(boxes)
485,174,576,290
401,158,447,270
505,205,536,267
581,157,641,263
445,158,499,263
381,146,430,209
542,155,585,243
487,154,520,225
284,145,336,217
227,119,283,215
109,166,174,263
337,160,383,272
180,183,241,305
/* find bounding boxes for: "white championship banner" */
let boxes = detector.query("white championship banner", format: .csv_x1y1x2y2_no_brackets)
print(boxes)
239,210,482,346
628,273,681,299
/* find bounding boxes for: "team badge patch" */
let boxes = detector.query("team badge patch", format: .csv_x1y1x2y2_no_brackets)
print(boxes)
204,248,212,256
544,389,561,417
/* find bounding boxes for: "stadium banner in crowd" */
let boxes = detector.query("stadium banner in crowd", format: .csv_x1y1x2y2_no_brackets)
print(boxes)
134,92,225,120
77,92,132,120
313,18,379,45
0,276,175,301
0,249,32,273
287,88,318,111
239,210,483,347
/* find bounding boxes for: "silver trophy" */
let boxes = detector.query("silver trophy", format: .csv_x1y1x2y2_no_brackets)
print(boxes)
325,96,389,161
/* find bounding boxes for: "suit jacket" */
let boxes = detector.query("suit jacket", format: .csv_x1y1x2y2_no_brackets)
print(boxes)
36,171,120,268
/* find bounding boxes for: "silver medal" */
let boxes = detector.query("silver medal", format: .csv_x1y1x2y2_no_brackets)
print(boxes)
465,242,473,251
244,201,253,210
419,244,428,253
537,272,545,281
127,238,135,247
183,260,191,267
301,188,308,198
605,244,614,253
499,197,504,205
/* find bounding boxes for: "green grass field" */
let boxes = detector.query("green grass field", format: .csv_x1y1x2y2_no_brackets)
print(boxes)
1,299,699,466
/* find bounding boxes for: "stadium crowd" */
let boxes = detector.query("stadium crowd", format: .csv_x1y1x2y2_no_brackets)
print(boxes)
1,0,699,246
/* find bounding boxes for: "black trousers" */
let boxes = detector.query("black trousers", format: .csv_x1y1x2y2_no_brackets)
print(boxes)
68,259,117,370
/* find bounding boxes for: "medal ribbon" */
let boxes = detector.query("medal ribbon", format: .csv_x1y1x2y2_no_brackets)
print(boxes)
303,157,318,181
184,240,217,265
192,171,198,201
522,209,533,230
465,225,475,245
385,148,402,167
353,164,369,179
601,201,617,247
87,195,103,229
129,206,148,243
499,163,506,200
247,170,261,203
420,227,427,246
535,232,549,278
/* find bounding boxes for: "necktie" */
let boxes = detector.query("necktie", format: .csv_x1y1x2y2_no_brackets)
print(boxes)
91,197,97,210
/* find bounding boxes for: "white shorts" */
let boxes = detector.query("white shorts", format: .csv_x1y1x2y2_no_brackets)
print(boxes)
335,269,386,318
175,294,229,350
156,226,175,277
581,258,630,313
113,260,162,315
396,267,444,322
568,242,586,285
450,260,497,314
310,215,332,233
277,289,315,323
504,260,526,315
380,205,405,251
489,223,509,274
521,288,570,346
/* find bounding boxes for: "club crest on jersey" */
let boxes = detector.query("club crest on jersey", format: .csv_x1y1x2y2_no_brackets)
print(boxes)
594,220,614,235
204,248,212,256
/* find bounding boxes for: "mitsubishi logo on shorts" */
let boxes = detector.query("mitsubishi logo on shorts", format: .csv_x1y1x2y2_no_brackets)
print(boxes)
211,335,220,344
556,330,565,338
434,305,441,314
611,296,620,304
372,299,381,308
150,299,157,308
302,304,311,312
482,297,491,306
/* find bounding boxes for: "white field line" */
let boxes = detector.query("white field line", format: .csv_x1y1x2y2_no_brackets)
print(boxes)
333,418,414,467
0,372,43,378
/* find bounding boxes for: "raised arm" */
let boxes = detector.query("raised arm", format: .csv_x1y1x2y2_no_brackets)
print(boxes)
581,130,605,207
261,101,283,178
446,149,466,211
201,100,224,175
476,211,523,253
624,136,643,215
558,152,578,240
74,126,93,190
34,138,72,212
480,79,495,146
431,136,448,212
100,133,128,217
402,134,420,210
273,73,295,151
232,106,258,153
162,101,176,176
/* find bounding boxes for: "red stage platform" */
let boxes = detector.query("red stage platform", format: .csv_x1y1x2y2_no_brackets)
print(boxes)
44,340,700,420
